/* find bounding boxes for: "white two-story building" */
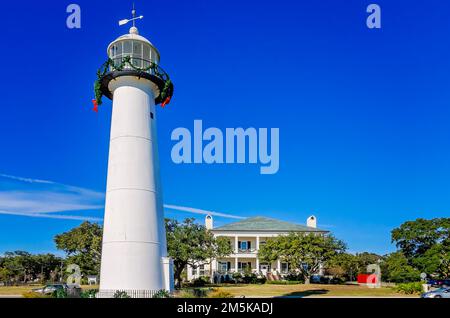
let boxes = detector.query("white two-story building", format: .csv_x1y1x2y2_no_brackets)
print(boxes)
187,215,328,282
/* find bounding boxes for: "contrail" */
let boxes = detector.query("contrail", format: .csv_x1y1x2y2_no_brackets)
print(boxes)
0,210,103,222
164,204,245,219
0,173,54,184
0,173,246,222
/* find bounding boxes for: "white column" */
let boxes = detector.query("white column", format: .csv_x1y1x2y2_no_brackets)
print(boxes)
187,264,192,281
235,257,238,272
277,260,281,273
256,235,260,273
210,259,217,283
234,235,239,253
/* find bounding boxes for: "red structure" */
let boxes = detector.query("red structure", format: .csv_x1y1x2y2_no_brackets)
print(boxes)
357,274,378,284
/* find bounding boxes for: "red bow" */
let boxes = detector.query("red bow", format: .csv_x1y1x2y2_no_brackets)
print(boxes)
161,96,171,108
92,99,99,113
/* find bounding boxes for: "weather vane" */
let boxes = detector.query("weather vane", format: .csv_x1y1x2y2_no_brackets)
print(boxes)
118,3,144,27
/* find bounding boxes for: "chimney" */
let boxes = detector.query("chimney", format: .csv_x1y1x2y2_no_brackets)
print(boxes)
307,215,317,228
205,214,213,230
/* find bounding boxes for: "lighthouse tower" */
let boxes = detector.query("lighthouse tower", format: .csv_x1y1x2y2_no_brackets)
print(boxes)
96,8,174,297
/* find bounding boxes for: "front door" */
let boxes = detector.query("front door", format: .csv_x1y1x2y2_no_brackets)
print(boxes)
260,263,270,275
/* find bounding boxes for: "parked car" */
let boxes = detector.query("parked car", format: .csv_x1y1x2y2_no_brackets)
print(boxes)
32,283,69,295
421,287,450,298
427,279,450,288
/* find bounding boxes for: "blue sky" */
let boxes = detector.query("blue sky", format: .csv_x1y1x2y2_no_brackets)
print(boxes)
0,0,449,256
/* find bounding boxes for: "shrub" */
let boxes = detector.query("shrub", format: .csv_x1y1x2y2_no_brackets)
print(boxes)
113,290,131,298
255,276,267,284
52,288,68,298
178,288,210,298
80,289,98,298
22,292,51,298
330,277,346,284
232,272,242,282
208,289,234,298
285,272,305,282
395,282,424,295
232,272,263,284
242,273,258,284
178,290,197,298
192,276,210,287
153,289,171,298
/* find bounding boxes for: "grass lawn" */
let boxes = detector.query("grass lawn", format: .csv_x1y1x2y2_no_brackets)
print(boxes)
0,285,98,296
214,283,418,298
0,286,33,295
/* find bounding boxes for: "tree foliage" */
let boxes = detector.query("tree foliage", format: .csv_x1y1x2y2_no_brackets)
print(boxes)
391,218,450,278
381,251,420,283
54,221,102,277
0,251,62,284
258,233,346,283
165,218,233,288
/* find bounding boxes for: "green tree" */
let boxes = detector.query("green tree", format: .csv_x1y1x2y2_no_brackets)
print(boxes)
54,221,102,278
382,251,420,283
1,251,35,283
327,253,360,281
355,252,383,269
391,218,450,278
258,233,346,284
165,218,232,288
0,267,10,283
33,254,63,283
0,251,62,284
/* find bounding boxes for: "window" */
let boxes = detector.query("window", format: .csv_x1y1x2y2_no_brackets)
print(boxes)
123,41,132,54
199,265,205,276
238,262,252,271
238,241,251,251
281,263,289,273
110,45,117,58
133,42,142,57
143,45,150,61
116,43,123,57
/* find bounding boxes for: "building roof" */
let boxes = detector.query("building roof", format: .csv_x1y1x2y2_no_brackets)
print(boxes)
213,216,327,232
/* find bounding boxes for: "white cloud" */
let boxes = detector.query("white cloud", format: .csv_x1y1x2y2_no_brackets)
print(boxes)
0,173,104,221
0,210,102,222
0,173,245,222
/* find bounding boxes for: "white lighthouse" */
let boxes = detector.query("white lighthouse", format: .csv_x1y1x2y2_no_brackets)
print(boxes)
96,7,174,297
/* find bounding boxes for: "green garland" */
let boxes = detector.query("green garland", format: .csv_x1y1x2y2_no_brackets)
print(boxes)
94,56,172,106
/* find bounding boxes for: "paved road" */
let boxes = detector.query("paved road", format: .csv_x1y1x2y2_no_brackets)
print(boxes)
0,295,23,298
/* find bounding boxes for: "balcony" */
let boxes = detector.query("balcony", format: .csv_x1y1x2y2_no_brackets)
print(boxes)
233,248,257,258
94,56,174,106
237,248,257,254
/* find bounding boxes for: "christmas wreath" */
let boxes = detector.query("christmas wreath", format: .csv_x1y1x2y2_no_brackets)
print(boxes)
93,56,173,111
